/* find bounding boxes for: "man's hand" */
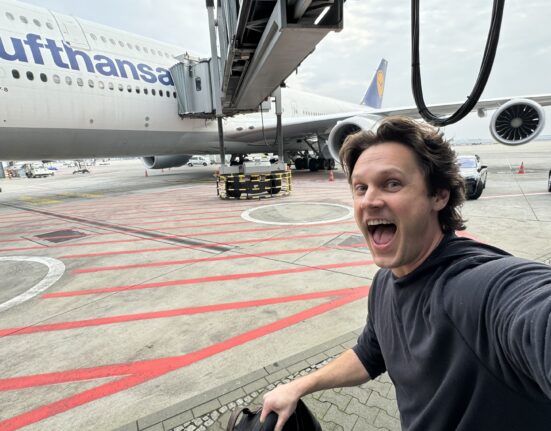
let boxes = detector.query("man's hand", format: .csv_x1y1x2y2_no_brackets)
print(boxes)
260,381,301,431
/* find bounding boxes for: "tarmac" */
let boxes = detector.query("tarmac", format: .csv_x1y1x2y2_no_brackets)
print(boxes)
1,141,551,431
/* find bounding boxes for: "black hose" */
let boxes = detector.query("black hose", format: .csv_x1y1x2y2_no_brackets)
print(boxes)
411,0,505,126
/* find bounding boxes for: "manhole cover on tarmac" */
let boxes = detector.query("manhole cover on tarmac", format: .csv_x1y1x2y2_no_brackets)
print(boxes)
242,203,353,225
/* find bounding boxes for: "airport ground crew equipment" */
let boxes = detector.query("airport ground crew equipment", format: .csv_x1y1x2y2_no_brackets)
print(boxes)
216,162,291,200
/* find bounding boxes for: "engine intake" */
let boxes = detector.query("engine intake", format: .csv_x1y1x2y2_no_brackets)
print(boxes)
327,116,377,161
142,155,192,169
490,99,545,146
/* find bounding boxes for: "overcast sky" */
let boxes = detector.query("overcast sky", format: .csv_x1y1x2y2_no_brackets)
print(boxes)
20,0,551,140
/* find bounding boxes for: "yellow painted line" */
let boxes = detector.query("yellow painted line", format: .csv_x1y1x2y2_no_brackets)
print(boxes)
19,196,63,205
58,192,103,199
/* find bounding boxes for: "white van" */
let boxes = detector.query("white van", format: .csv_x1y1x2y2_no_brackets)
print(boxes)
187,156,209,167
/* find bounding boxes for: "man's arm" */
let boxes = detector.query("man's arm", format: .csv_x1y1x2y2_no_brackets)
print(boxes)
260,349,370,431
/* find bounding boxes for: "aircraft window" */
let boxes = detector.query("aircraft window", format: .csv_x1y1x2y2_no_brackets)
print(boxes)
151,89,156,96
40,73,47,82
108,82,114,90
165,52,170,58
46,21,54,30
33,19,41,27
109,38,116,45
12,69,20,79
88,79,94,88
118,83,123,91
53,74,60,84
127,85,132,93
173,91,177,98
90,33,97,41
144,47,149,53
159,90,163,97
135,45,141,51
101,35,107,43
127,42,132,49
118,40,124,47
65,76,72,85
77,78,83,87
144,88,149,95
98,81,105,89
136,87,140,94
20,16,28,24
195,77,202,91
166,91,170,98
6,12,14,21
26,71,34,81
157,50,162,56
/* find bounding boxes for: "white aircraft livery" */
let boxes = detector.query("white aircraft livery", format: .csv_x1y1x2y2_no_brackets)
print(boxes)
1,0,551,171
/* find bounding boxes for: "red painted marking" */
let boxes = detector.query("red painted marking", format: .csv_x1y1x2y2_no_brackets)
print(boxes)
44,260,373,298
61,231,359,259
72,244,367,274
1,287,366,337
0,290,366,430
0,221,356,253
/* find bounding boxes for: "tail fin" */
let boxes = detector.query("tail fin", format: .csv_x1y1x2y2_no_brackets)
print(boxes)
361,58,388,108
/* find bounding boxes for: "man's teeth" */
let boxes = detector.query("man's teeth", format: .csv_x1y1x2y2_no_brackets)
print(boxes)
367,219,393,226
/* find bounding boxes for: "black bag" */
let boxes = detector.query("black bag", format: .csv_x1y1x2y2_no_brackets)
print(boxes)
226,399,322,431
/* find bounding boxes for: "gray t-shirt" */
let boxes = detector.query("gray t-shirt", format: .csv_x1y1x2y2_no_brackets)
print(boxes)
353,233,551,430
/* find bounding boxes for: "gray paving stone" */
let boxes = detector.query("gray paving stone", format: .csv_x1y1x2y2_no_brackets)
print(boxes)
366,392,399,419
302,396,331,419
345,397,379,422
362,378,392,398
243,377,268,394
265,368,291,384
162,411,193,431
141,423,163,431
218,388,246,406
374,410,401,431
114,422,138,431
287,360,310,374
340,386,371,404
323,404,358,431
306,352,328,365
319,390,352,412
325,345,345,357
192,399,221,418
352,417,386,431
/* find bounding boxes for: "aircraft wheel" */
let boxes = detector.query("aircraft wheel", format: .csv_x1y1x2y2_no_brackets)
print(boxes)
308,158,319,172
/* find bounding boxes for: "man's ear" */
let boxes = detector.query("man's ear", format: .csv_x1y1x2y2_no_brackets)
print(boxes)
433,188,450,211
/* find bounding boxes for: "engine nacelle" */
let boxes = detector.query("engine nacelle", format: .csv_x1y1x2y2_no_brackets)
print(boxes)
327,116,377,161
142,155,192,169
490,99,545,146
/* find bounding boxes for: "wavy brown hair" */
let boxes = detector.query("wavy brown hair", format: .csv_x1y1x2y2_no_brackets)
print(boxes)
339,116,466,232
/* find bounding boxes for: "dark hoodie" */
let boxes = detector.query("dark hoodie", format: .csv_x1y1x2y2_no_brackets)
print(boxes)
353,233,551,430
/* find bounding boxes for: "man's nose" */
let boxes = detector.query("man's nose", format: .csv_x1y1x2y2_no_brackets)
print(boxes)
360,188,384,209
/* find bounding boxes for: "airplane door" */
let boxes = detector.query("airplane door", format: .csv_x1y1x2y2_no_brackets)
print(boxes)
50,12,90,50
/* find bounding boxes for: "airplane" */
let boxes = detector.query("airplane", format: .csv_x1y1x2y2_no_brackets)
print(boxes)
1,0,551,180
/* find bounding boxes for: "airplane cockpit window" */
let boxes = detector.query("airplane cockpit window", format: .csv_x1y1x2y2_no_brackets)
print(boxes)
26,71,34,81
5,12,14,21
77,78,84,87
65,76,72,85
33,18,41,27
88,79,94,88
98,81,105,89
46,21,54,30
20,16,28,24
40,73,47,82
53,74,60,84
12,69,20,79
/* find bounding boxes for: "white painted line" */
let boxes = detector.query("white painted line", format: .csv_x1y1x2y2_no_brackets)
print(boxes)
0,256,65,312
242,202,353,226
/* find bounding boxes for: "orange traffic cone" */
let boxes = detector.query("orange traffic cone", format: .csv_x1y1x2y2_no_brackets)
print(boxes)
328,169,334,182
145,170,149,177
517,162,525,174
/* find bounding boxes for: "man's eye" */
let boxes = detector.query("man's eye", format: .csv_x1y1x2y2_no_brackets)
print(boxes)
354,184,367,194
387,180,401,189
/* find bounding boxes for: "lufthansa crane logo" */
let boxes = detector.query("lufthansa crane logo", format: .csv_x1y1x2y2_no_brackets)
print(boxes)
376,70,385,97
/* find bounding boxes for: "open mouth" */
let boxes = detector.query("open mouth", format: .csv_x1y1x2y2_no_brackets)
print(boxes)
367,219,397,246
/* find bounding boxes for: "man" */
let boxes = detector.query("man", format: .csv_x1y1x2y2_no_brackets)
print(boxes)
261,116,551,430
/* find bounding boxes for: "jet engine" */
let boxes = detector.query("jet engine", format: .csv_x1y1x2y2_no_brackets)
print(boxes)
142,155,192,169
490,99,545,146
327,116,377,161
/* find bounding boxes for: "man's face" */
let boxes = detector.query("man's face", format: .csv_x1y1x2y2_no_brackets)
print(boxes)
351,142,449,277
